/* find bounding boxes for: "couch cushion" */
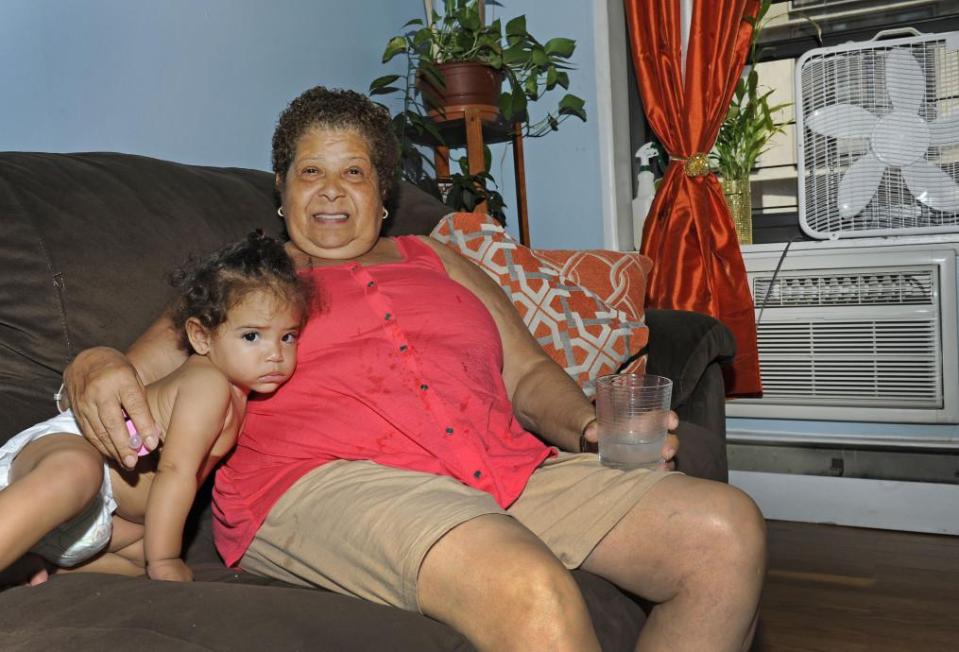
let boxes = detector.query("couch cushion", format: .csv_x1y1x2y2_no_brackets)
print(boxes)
0,572,475,652
532,249,652,375
431,213,650,397
383,182,451,237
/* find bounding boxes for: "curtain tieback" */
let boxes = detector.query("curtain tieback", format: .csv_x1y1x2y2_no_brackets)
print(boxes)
670,153,711,177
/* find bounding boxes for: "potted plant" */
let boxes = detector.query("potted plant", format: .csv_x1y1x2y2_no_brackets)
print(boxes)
369,0,587,222
711,0,788,245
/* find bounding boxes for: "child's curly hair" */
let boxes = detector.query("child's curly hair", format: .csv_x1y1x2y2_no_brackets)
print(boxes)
169,231,311,352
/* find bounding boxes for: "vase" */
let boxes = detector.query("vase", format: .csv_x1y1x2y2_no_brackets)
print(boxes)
721,176,753,246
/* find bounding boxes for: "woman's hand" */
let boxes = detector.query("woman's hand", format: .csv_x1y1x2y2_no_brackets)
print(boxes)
64,346,160,469
582,410,680,470
146,558,193,582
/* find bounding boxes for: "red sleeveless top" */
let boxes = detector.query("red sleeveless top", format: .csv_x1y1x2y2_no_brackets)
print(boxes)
212,236,553,565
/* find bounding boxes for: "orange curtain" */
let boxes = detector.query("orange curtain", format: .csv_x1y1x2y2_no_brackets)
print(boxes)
626,0,762,397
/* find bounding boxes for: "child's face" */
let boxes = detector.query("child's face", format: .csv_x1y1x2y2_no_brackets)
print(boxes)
204,289,302,394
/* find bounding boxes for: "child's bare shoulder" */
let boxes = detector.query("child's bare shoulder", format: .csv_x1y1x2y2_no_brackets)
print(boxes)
174,358,232,401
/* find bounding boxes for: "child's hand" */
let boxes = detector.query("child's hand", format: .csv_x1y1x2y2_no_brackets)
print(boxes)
146,558,193,582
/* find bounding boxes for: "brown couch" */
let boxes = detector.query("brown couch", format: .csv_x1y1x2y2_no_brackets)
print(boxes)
0,151,735,651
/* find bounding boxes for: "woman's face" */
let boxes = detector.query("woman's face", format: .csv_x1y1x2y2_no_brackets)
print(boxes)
279,127,383,262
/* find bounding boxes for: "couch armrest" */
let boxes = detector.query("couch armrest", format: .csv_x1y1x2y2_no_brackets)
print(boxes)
644,309,735,408
644,309,736,482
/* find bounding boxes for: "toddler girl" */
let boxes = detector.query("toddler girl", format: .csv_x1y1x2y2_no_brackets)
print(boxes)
0,231,311,584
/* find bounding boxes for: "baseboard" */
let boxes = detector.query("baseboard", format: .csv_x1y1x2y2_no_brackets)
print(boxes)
729,471,959,535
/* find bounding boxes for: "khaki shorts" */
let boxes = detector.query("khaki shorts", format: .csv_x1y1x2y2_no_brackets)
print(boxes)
241,452,675,612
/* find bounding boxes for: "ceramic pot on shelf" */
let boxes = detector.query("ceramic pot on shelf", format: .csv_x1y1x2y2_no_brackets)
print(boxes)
417,62,504,120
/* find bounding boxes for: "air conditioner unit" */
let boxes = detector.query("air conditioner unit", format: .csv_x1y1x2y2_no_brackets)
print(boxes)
727,242,959,424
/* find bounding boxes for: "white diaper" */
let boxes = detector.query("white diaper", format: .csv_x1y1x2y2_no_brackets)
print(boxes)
0,410,116,567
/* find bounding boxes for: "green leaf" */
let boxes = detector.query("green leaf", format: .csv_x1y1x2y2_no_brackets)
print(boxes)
460,11,480,31
382,36,407,63
502,43,527,64
558,94,586,121
556,71,570,89
369,85,401,96
369,74,401,91
506,15,527,38
498,91,513,119
531,46,548,67
544,37,575,58
546,67,558,90
412,27,433,49
524,74,539,100
403,18,424,27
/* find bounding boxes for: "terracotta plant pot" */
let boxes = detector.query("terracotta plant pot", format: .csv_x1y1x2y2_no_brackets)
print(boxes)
417,62,504,118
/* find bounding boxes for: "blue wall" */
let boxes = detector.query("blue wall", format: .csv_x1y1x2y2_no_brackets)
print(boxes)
0,0,418,170
483,1,603,249
0,0,605,249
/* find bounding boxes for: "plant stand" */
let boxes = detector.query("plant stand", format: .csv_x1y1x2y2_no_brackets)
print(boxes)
429,104,531,246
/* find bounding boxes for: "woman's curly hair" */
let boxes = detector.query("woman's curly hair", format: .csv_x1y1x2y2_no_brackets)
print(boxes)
169,231,312,352
271,86,400,202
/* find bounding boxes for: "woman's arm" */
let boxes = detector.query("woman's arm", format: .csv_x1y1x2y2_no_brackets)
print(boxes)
423,237,679,464
422,238,594,451
64,311,188,469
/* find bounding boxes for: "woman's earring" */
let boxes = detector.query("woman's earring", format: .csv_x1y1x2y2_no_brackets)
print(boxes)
277,207,285,217
382,208,389,221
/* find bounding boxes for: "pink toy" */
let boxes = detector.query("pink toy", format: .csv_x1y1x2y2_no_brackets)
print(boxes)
124,416,152,457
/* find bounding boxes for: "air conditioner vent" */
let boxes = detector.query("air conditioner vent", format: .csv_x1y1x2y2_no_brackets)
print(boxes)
757,319,941,406
754,271,934,307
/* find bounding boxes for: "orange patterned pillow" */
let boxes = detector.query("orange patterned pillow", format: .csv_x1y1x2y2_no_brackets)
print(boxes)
431,212,650,396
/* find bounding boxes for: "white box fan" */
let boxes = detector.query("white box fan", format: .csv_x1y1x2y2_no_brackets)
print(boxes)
797,28,959,239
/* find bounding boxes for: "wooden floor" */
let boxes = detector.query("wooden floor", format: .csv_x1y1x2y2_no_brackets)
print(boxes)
753,520,959,651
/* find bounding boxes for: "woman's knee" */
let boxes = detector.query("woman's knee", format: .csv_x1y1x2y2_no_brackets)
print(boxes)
698,484,767,573
475,549,591,646
419,516,592,645
500,549,582,611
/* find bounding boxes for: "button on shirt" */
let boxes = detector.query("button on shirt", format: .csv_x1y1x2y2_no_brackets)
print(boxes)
213,236,553,566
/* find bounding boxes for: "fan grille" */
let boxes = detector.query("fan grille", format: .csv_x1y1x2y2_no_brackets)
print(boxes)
756,320,941,406
799,34,959,237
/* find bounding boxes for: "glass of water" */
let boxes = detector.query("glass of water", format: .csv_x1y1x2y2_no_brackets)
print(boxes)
595,373,672,471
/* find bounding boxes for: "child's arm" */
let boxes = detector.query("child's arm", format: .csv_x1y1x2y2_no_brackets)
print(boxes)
143,368,233,582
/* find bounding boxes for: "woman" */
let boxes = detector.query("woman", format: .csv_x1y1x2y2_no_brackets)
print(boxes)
66,87,765,651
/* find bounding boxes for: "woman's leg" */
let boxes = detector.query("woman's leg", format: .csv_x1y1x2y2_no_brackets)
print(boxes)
417,513,600,652
0,435,104,576
580,474,766,652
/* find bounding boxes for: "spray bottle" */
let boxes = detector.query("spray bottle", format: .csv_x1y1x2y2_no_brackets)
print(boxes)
632,142,659,251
